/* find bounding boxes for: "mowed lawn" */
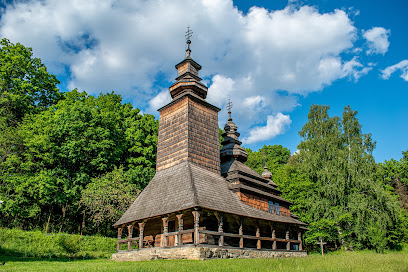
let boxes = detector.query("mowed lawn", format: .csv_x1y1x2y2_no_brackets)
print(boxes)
0,251,407,272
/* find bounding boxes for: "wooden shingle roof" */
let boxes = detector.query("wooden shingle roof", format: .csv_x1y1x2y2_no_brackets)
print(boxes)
114,162,306,227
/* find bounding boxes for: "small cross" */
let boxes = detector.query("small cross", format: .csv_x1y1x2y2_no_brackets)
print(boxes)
185,27,193,56
185,26,193,41
226,99,233,121
316,237,327,256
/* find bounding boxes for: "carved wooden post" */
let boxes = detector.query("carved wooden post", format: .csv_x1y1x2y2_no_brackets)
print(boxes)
138,222,146,249
176,214,184,246
239,217,244,248
162,217,168,247
117,227,123,252
256,225,261,250
271,225,277,250
217,213,224,246
127,225,133,251
286,229,290,250
192,210,201,245
298,231,303,251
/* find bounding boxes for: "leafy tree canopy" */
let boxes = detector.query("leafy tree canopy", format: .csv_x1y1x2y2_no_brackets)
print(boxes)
1,89,158,233
0,38,61,127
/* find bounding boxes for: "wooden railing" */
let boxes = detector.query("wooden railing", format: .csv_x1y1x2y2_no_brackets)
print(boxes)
200,229,301,244
117,237,139,251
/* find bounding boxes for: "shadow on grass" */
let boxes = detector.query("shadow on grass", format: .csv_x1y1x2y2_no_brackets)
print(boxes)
0,247,107,263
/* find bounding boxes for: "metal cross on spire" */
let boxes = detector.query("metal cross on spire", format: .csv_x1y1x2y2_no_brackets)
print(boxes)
226,99,233,121
185,26,193,57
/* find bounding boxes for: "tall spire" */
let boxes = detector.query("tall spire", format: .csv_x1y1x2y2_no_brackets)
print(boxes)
220,100,248,163
169,27,208,100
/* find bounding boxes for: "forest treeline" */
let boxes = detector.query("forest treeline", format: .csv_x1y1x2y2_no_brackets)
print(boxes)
0,39,407,252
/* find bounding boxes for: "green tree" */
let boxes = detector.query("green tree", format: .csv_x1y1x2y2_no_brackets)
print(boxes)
80,167,140,236
287,105,402,251
0,38,61,127
245,145,290,175
0,90,158,233
0,38,61,178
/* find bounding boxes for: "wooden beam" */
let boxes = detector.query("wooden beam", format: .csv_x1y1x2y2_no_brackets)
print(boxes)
298,231,303,251
117,227,123,252
239,217,244,248
127,225,133,251
286,229,290,251
162,217,168,248
138,222,146,250
192,210,201,245
256,225,261,250
176,214,184,246
215,212,224,247
272,225,277,250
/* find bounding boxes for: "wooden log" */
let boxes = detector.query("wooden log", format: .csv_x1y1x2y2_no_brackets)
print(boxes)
138,222,146,249
192,210,201,245
256,226,261,250
127,225,133,251
162,217,168,247
176,214,184,246
117,227,123,252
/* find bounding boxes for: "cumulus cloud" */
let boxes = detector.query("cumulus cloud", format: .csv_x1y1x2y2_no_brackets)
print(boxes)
0,0,378,142
242,113,292,144
147,89,171,111
363,27,390,55
381,60,408,81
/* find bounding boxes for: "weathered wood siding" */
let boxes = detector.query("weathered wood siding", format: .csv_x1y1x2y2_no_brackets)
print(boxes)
237,192,291,217
156,95,220,174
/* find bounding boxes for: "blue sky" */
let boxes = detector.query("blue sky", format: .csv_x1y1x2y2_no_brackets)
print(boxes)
1,0,406,162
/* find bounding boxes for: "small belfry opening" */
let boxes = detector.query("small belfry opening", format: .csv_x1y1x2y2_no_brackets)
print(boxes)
112,28,307,261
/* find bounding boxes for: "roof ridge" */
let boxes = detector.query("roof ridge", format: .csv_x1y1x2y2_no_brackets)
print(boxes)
187,162,200,207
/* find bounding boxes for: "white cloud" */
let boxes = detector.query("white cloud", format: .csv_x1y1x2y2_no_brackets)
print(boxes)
242,113,292,144
381,60,408,81
147,89,171,111
0,0,379,142
341,57,372,81
363,27,390,55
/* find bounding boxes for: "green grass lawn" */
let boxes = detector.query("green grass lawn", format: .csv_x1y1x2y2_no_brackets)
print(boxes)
0,251,407,272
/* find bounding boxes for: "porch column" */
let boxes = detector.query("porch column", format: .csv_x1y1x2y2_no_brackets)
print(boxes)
271,225,277,250
217,213,224,246
286,229,290,251
117,227,123,252
176,213,184,246
127,225,133,251
162,217,168,247
239,218,244,248
138,222,146,249
298,231,303,251
192,210,201,245
256,225,261,250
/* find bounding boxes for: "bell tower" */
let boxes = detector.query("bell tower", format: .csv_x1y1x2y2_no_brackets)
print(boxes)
156,28,221,174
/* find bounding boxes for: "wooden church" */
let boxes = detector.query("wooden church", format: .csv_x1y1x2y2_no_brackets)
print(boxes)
112,32,307,261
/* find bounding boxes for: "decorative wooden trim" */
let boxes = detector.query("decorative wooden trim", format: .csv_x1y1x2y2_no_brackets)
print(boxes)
117,227,123,252
176,214,184,246
192,210,201,245
138,222,146,249
127,225,134,251
162,217,169,247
